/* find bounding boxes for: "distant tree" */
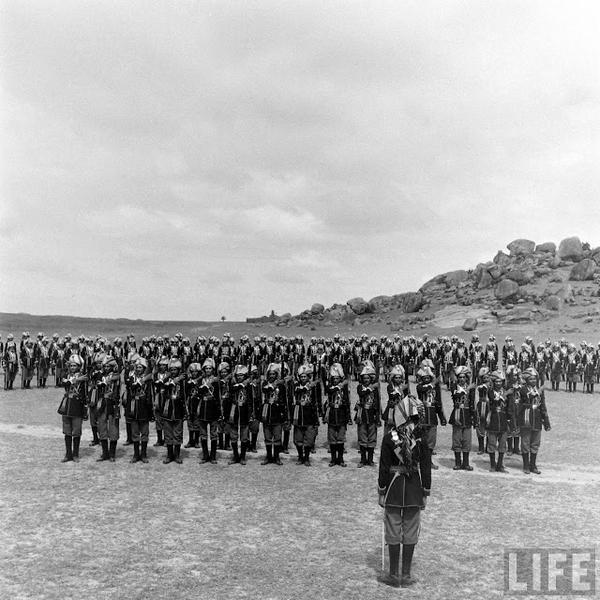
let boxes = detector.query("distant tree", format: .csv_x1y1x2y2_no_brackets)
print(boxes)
221,316,226,322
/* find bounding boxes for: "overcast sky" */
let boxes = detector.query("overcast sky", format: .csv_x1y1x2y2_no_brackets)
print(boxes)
1,0,599,321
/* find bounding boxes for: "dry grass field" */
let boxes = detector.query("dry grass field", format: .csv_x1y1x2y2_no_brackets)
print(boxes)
1,378,598,600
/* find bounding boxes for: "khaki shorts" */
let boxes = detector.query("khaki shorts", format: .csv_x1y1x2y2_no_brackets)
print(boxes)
384,506,421,545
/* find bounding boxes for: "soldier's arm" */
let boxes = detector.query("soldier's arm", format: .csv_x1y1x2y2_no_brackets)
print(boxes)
419,440,432,497
540,391,551,430
377,436,393,495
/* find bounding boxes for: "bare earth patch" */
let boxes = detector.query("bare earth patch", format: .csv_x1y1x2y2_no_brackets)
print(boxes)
1,385,598,600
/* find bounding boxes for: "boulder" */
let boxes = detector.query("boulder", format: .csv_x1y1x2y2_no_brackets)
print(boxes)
310,303,324,315
477,269,493,289
558,236,583,261
570,259,597,281
505,268,535,285
495,279,520,302
462,317,478,331
549,255,562,269
397,292,425,313
280,312,292,322
443,269,469,288
368,295,392,311
535,242,556,253
347,297,370,315
487,264,505,280
557,284,575,304
507,239,535,256
493,251,512,267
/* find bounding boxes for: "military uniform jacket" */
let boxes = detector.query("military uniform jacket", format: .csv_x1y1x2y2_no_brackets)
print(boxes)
378,430,431,508
516,386,550,431
416,382,446,427
355,383,381,426
475,383,489,427
485,387,510,433
197,375,222,422
160,376,187,421
260,380,288,424
124,374,154,421
185,377,202,420
323,382,351,426
92,373,121,417
58,375,88,418
292,381,320,427
448,385,475,428
223,380,255,426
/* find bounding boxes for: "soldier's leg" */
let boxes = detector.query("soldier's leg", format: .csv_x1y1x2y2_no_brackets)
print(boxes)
513,430,520,454
96,411,110,461
249,419,259,452
520,428,531,473
130,420,141,463
154,414,164,446
496,432,508,473
209,421,219,463
261,424,274,465
304,426,317,466
461,427,473,471
338,425,347,466
367,423,377,466
381,507,402,587
108,416,119,461
487,432,497,471
162,420,174,463
400,506,421,587
273,424,283,465
239,424,249,465
529,430,542,474
184,419,195,448
327,426,337,466
426,427,438,469
293,426,304,464
199,421,210,463
71,418,82,462
227,423,240,465
357,423,368,467
451,426,462,470
61,417,73,462
173,420,183,463
89,408,100,446
282,422,291,454
124,418,133,445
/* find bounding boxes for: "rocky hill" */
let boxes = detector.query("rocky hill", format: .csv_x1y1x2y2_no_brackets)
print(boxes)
250,236,600,335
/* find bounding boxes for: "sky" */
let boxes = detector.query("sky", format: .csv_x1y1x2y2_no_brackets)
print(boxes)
1,0,599,321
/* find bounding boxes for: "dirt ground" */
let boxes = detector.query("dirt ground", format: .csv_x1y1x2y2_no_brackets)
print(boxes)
1,377,598,600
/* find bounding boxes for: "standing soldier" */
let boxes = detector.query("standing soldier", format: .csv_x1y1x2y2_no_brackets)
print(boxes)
582,343,597,394
505,365,522,456
21,339,35,389
415,365,446,469
124,357,154,464
355,362,382,468
57,355,88,462
383,365,409,436
291,364,321,467
223,364,256,465
197,358,222,464
535,344,548,387
377,398,431,588
517,368,551,474
3,334,19,390
160,359,187,464
259,363,288,466
565,343,580,392
485,370,511,473
448,366,476,471
217,362,232,451
152,358,169,447
87,353,105,447
95,356,121,462
323,363,351,467
549,342,563,392
475,367,491,455
184,363,202,450
248,365,262,453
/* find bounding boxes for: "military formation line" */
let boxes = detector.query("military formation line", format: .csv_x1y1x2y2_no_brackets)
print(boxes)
2,329,590,474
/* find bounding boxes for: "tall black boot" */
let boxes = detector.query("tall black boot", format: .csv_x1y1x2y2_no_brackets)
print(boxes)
530,452,541,474
513,437,520,454
358,446,367,468
154,429,164,447
367,447,375,466
218,432,224,450
496,452,507,473
329,445,337,467
250,432,258,453
282,430,290,454
89,426,99,446
240,441,248,465
339,444,347,467
200,439,210,463
522,452,530,474
97,439,110,461
140,441,148,463
109,441,117,462
163,444,173,464
274,445,283,465
462,452,472,471
194,430,200,448
228,443,239,465
174,444,182,464
430,448,438,470
304,446,311,467
61,435,73,462
488,452,496,472
261,445,273,465
380,544,401,587
130,442,140,463
296,444,304,465
124,423,133,445
210,440,217,464
401,544,417,587
224,433,231,451
72,437,81,462
453,451,462,470
477,436,485,454
184,430,194,448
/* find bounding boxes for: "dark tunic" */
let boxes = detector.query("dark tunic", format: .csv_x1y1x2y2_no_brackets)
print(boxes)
323,382,351,426
448,386,476,428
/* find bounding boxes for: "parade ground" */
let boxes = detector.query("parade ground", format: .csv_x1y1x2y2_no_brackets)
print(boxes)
1,381,598,600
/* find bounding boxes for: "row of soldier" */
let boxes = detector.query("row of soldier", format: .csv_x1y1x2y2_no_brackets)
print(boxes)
54,332,551,476
3,330,599,393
